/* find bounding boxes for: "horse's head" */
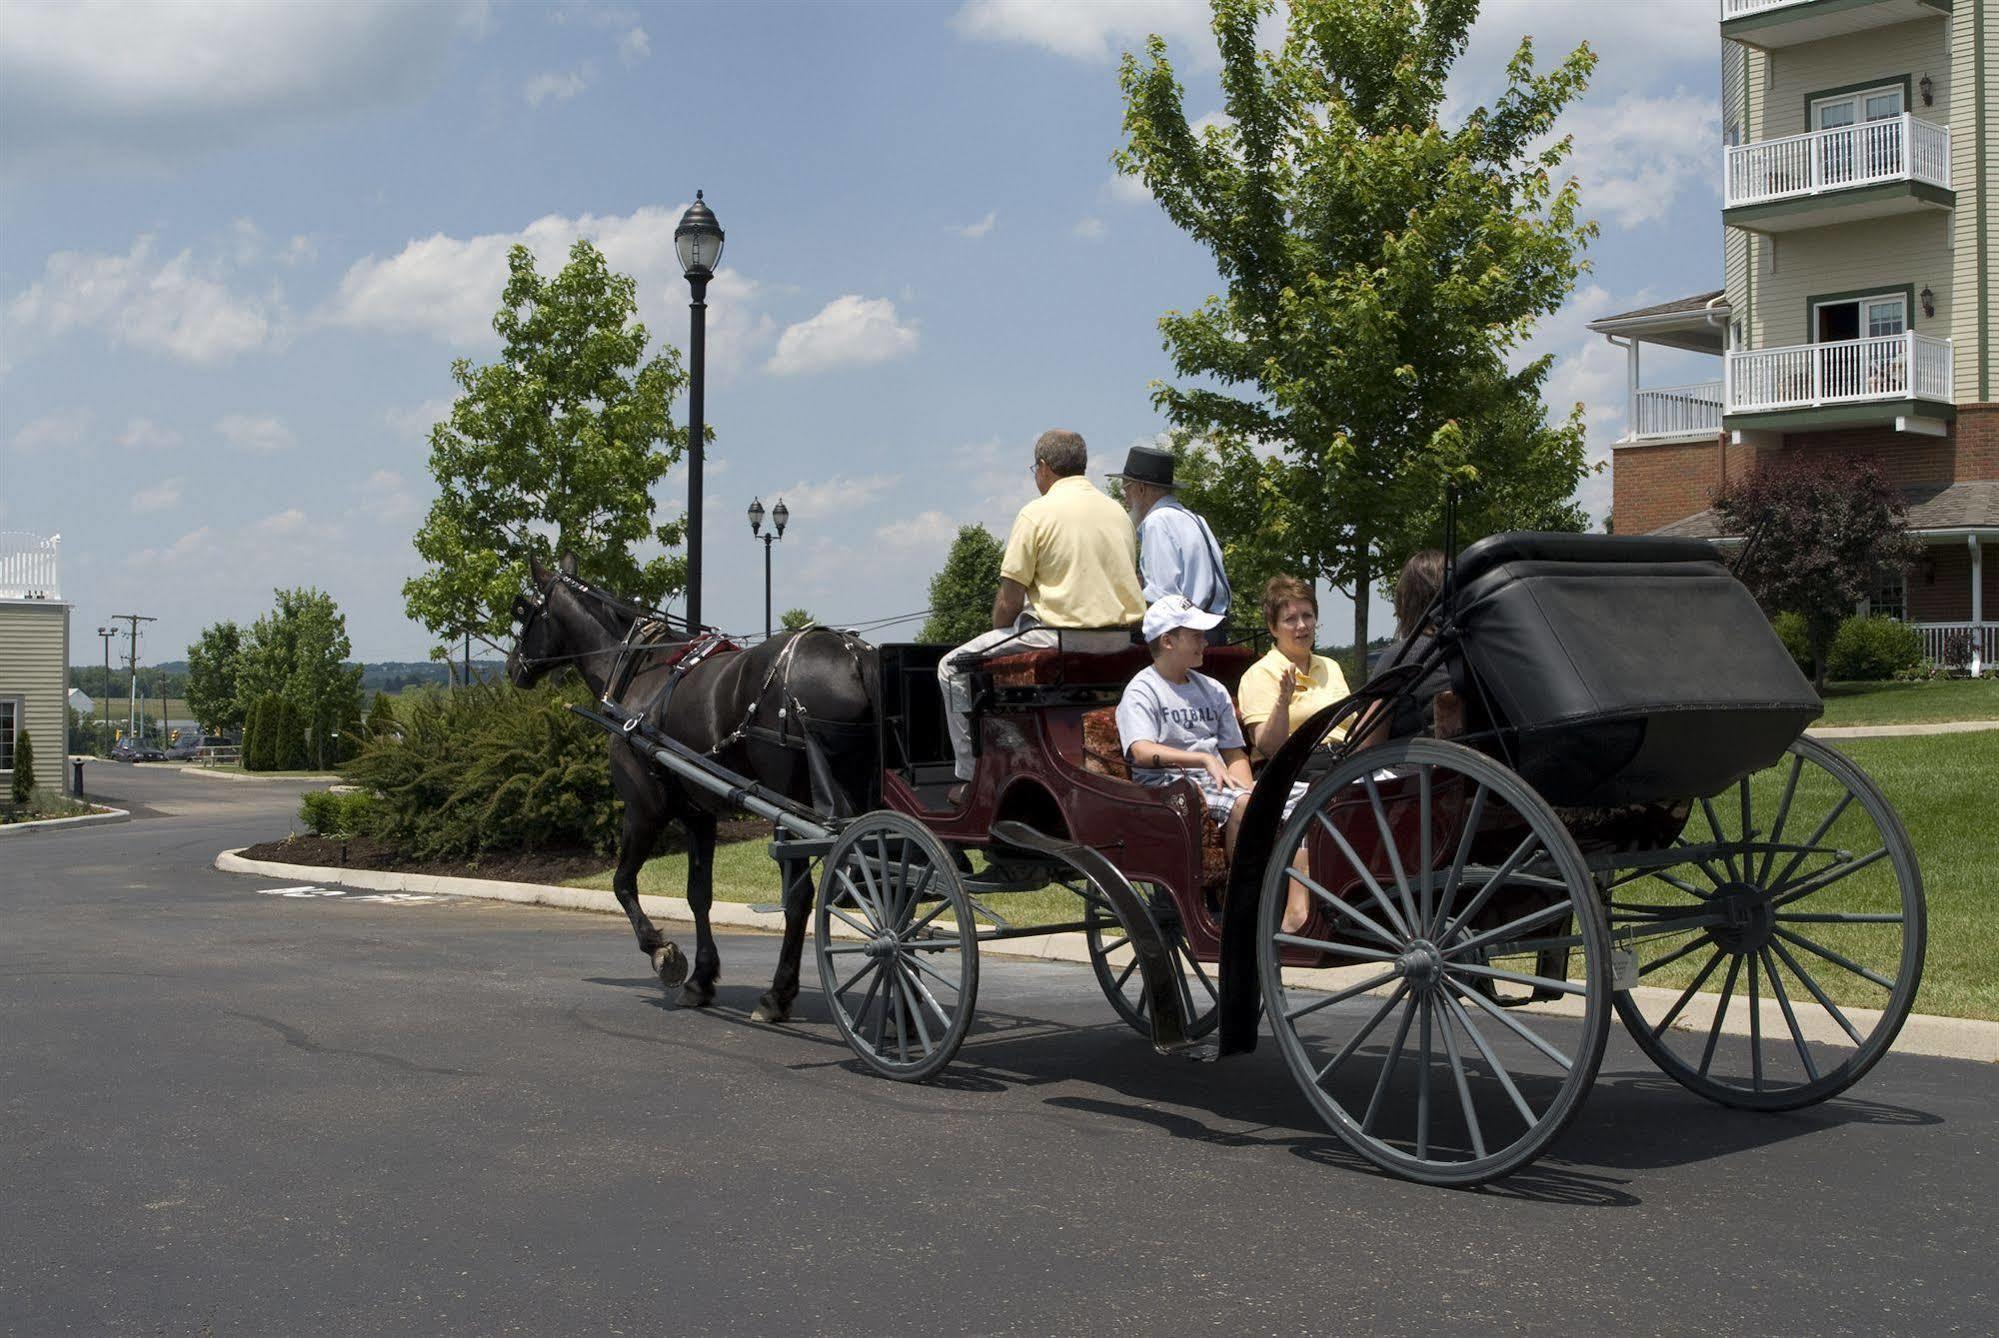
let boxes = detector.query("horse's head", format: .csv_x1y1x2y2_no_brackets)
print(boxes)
506,551,578,688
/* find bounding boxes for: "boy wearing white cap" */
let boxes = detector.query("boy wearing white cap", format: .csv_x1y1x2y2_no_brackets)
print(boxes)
1117,595,1312,931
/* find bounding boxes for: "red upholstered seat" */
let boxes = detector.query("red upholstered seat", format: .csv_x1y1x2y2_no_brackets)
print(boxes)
1080,706,1230,895
984,644,1151,687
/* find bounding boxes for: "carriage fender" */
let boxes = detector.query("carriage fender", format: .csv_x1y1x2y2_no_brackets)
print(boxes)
1215,701,1347,1058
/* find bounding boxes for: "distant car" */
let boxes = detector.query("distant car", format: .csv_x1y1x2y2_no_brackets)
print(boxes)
166,733,236,761
111,739,166,763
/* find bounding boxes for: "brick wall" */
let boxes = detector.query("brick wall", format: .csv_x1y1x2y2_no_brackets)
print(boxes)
1909,542,1971,622
1611,437,1723,535
1957,405,1999,481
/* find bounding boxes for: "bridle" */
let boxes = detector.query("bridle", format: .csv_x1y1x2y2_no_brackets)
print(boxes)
510,569,695,676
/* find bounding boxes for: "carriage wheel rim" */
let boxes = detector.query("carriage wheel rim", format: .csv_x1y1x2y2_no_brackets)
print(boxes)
1609,736,1925,1110
1082,885,1219,1041
1256,739,1611,1186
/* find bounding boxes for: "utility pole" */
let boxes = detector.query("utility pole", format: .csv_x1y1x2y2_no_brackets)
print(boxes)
111,613,156,743
96,627,115,753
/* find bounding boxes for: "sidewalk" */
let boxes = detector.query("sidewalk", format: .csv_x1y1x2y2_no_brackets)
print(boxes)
217,846,1999,1066
1808,719,1999,739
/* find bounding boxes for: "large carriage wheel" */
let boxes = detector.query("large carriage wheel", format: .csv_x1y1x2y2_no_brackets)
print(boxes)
1083,883,1219,1041
813,812,979,1082
1609,737,1924,1110
1257,739,1612,1187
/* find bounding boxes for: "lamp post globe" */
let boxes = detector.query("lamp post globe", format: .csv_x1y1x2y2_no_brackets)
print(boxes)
676,191,725,630
748,496,765,537
772,498,789,538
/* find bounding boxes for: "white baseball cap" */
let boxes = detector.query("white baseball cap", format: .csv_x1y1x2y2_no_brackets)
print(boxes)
1142,594,1224,642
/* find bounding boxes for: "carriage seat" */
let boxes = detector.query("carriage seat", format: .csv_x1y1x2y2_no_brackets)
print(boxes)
1080,707,1231,895
983,643,1151,687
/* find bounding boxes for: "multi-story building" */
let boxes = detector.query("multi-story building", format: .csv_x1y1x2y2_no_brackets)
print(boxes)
1597,0,1995,671
0,532,72,797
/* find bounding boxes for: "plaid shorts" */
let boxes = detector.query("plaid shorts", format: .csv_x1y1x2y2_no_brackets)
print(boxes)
1190,774,1310,826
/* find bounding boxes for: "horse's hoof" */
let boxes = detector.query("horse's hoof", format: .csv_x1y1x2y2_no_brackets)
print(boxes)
751,1000,789,1024
680,981,716,1008
652,944,689,989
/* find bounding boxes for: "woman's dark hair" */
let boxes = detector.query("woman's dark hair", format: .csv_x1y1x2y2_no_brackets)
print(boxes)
1393,550,1447,639
1260,574,1316,631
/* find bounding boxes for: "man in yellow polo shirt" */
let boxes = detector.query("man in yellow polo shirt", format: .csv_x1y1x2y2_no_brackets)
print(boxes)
937,429,1143,794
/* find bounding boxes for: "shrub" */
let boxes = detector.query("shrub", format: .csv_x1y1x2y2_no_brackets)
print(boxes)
344,678,620,860
11,728,34,804
274,698,306,770
1771,611,1814,676
249,694,284,771
299,789,375,837
1827,616,1925,682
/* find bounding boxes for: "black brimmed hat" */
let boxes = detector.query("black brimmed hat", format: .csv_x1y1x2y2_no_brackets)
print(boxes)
1106,443,1176,489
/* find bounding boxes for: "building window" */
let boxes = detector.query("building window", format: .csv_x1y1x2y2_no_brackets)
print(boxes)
1813,292,1906,342
0,697,17,774
1868,565,1908,620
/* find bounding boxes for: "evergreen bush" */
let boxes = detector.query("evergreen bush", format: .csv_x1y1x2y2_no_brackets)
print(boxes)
298,789,375,837
1771,611,1815,676
275,698,306,770
1827,616,1925,682
11,728,34,804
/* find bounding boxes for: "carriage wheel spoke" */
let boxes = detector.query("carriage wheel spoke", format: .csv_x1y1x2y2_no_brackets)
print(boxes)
1363,776,1422,934
896,963,937,1054
1696,955,1744,1078
1700,796,1740,882
1761,947,1820,1082
1738,777,1755,878
1650,947,1727,1038
833,958,881,1002
837,868,886,931
1449,981,1574,1071
1443,900,1571,960
1415,998,1434,1161
1361,996,1419,1135
1772,927,1895,991
1430,781,1490,939
1776,911,1903,924
1445,959,1587,996
1440,1001,1485,1160
1311,982,1409,1084
854,845,889,925
1757,753,1805,885
827,905,875,939
1182,946,1218,1001
1111,957,1140,993
1286,968,1403,1024
1749,953,1763,1091
1286,867,1403,949
1095,935,1130,957
1444,995,1537,1132
1438,833,1543,945
891,840,914,927
905,949,963,994
1274,935,1401,963
1772,847,1889,908
1769,937,1866,1046
1417,766,1435,940
1770,792,1854,890
900,894,951,941
1638,932,1716,977
1313,813,1413,940
853,961,887,1047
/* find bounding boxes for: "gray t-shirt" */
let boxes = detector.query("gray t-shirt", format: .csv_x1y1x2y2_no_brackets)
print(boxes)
1116,665,1245,787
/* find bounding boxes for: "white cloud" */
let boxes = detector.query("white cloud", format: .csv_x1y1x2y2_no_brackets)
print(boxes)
9,408,91,453
385,397,456,443
1073,216,1107,240
0,0,485,171
772,473,901,520
320,205,778,379
525,65,593,108
358,468,423,526
130,478,183,513
217,413,295,453
618,26,651,64
955,0,1213,63
118,417,182,450
1551,90,1719,229
4,236,280,365
874,510,958,551
951,211,997,240
126,507,341,570
767,296,919,377
278,235,318,267
1104,171,1154,206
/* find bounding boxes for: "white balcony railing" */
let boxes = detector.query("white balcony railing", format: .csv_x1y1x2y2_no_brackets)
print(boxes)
0,531,60,600
1725,114,1951,208
1914,623,1997,672
1721,0,1813,17
1726,332,1952,413
1632,382,1724,439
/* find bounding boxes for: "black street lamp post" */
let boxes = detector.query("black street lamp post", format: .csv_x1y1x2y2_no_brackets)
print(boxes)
747,496,789,637
675,191,725,630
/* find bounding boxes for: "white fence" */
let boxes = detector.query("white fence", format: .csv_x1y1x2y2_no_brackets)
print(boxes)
1721,0,1811,16
0,532,60,600
1632,382,1723,439
1726,332,1952,413
1914,623,1997,671
1725,114,1951,208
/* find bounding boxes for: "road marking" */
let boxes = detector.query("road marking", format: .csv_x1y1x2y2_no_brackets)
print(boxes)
258,886,345,898
353,893,443,905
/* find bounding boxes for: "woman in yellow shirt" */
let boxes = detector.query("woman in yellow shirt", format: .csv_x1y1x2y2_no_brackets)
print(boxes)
1237,575,1352,759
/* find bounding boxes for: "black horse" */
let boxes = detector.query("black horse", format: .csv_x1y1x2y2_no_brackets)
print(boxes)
506,553,877,1020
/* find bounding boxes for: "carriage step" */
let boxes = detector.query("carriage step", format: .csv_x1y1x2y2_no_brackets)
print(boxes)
747,902,785,915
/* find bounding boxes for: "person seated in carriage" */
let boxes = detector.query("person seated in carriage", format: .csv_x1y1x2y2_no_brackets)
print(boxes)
1361,549,1461,743
1117,594,1314,931
1236,574,1352,758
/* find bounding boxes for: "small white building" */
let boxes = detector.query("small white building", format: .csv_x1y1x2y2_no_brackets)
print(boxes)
69,688,94,715
0,532,72,795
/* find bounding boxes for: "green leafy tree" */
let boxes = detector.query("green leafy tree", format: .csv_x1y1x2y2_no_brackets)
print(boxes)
1115,0,1598,652
235,589,364,770
11,729,34,803
1713,456,1920,691
403,239,690,664
779,608,816,632
240,697,263,771
365,691,399,742
185,621,245,734
919,525,1006,644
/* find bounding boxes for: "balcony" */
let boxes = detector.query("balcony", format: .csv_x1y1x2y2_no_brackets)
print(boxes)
1632,382,1724,440
1725,332,1953,431
1721,0,1952,51
0,532,61,601
1724,115,1952,231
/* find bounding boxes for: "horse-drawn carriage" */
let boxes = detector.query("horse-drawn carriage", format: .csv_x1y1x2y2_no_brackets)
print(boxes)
546,532,1923,1187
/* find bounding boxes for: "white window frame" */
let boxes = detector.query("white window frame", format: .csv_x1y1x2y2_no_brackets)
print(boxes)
0,696,19,776
1810,84,1905,129
1868,566,1908,621
1812,291,1907,343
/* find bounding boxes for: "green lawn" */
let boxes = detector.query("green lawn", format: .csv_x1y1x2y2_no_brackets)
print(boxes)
1814,678,1999,727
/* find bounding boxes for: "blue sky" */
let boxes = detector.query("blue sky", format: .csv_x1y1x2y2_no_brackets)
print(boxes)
2,0,1724,664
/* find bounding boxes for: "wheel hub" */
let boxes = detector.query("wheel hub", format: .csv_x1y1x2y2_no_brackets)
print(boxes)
1398,940,1446,992
863,933,900,961
1710,881,1776,953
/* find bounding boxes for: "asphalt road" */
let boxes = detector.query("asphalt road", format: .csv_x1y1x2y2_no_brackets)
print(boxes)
3,765,1994,1336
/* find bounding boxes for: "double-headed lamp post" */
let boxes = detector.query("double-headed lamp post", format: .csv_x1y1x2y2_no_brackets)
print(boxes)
674,191,725,631
747,496,789,638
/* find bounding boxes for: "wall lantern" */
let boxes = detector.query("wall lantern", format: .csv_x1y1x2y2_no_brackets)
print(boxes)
1920,285,1935,318
1919,74,1934,106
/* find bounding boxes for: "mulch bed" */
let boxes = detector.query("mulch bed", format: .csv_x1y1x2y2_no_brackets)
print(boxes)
239,816,771,886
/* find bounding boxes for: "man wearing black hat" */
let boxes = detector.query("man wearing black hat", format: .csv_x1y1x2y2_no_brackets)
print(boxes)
1109,443,1232,642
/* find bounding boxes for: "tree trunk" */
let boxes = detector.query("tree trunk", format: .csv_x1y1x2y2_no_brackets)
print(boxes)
1351,539,1372,681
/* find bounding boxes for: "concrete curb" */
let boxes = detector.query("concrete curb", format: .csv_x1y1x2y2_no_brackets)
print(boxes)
1808,719,1999,739
214,848,1999,1065
0,806,130,837
178,767,342,783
